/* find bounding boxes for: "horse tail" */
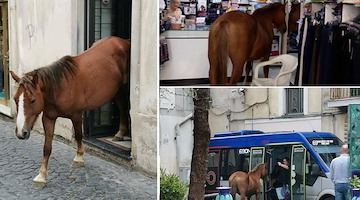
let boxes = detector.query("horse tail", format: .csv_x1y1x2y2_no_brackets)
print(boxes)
209,20,229,85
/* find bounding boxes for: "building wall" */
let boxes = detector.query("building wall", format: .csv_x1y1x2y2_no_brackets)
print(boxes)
129,0,157,174
159,88,193,175
8,0,157,175
321,88,348,142
209,88,323,135
9,0,78,140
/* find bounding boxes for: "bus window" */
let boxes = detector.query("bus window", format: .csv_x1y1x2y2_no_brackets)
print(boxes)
291,145,306,200
207,150,220,192
220,148,250,180
307,137,342,167
306,151,325,186
250,148,264,170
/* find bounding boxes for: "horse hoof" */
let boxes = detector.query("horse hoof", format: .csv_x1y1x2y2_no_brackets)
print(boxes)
112,136,124,141
72,161,84,168
32,181,46,189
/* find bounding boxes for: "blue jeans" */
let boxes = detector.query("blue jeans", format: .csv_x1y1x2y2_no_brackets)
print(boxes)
334,183,350,200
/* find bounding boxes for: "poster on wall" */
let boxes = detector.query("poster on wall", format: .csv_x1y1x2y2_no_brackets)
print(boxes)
270,36,280,56
197,0,207,11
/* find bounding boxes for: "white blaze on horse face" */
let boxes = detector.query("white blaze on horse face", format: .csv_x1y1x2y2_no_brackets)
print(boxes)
16,93,26,137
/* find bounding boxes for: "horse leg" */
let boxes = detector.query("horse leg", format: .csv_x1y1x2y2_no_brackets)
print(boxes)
32,115,56,189
230,177,238,200
113,84,130,141
71,113,84,168
228,56,247,85
262,53,271,78
238,181,247,200
244,61,252,86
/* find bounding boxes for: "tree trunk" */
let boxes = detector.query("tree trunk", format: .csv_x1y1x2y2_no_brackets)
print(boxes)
188,88,211,200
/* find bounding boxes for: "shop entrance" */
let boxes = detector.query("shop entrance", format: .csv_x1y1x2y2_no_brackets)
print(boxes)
83,0,132,159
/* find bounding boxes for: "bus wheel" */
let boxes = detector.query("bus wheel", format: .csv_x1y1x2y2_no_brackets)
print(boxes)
322,196,334,200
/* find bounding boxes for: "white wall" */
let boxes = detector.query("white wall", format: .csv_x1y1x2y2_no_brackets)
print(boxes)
130,0,157,174
159,88,194,175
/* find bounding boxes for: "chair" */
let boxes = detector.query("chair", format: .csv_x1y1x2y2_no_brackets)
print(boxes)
251,54,298,86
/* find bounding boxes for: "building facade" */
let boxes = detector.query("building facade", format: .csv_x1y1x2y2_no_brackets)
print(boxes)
160,88,356,177
2,0,156,175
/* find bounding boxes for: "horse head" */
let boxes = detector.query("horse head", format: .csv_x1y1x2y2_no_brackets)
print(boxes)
273,3,287,34
259,163,268,181
288,3,300,34
10,71,44,140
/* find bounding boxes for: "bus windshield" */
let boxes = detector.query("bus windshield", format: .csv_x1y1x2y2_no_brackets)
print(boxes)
307,137,343,167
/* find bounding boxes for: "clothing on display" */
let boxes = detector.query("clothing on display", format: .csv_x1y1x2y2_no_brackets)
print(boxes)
296,6,360,86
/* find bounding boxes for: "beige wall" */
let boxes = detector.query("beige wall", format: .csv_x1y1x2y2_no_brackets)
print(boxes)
208,88,323,135
308,88,322,114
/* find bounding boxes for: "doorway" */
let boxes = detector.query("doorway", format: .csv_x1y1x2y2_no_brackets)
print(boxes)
265,144,306,200
83,0,132,160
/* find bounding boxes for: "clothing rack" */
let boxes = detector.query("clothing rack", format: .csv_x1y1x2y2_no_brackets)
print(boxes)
296,3,360,86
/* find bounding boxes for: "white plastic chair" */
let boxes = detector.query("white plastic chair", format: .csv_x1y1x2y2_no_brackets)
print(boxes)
251,54,298,86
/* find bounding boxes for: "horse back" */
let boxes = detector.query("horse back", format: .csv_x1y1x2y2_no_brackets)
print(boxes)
66,37,130,111
75,36,130,79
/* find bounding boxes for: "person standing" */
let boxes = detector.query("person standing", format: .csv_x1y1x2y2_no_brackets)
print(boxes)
330,145,350,200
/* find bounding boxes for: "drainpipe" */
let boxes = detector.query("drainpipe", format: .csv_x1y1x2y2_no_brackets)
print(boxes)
175,113,193,175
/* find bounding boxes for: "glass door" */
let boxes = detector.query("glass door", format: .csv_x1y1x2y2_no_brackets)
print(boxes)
291,145,306,200
250,147,265,200
84,0,131,137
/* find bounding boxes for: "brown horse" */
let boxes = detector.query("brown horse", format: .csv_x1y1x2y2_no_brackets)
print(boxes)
10,36,130,189
208,3,287,85
229,163,268,200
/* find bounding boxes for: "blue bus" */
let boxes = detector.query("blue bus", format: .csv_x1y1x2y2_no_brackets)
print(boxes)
206,130,343,200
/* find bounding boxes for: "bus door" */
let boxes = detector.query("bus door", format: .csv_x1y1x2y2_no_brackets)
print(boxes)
264,144,295,200
206,149,220,194
291,145,306,200
250,147,265,200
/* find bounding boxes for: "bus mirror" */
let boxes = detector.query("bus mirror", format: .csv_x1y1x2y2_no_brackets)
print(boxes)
311,164,321,175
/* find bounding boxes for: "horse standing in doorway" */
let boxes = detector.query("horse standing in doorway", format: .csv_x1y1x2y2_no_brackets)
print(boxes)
229,163,268,200
208,3,287,85
10,36,130,189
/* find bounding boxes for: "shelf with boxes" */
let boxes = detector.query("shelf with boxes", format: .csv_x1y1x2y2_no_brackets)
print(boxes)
160,0,285,31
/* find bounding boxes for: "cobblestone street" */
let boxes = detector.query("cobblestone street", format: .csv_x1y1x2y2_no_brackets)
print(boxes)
0,117,157,200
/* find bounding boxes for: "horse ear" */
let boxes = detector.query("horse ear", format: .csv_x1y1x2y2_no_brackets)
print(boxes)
10,71,20,83
32,73,39,86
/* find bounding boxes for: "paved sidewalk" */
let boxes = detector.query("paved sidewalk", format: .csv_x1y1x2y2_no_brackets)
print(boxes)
0,118,157,200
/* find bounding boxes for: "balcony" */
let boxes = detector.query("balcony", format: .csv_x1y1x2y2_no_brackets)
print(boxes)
328,88,360,108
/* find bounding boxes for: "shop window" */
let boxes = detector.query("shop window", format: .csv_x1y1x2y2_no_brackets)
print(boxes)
0,1,8,106
285,88,304,115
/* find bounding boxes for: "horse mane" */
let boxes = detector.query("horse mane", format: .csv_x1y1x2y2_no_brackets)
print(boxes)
20,56,77,97
253,3,284,15
249,163,265,175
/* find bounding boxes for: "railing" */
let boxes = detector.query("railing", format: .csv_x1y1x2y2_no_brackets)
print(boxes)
330,88,360,99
